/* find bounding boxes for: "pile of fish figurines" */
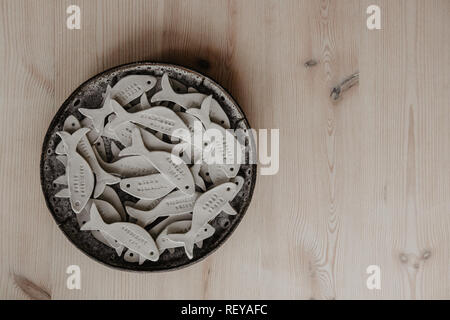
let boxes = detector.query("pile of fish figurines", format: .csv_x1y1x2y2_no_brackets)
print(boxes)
53,73,245,265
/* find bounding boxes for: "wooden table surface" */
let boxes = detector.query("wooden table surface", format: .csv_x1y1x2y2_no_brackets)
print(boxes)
1,0,449,300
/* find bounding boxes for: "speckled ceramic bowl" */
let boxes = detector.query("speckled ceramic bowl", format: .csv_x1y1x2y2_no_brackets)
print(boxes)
40,62,257,271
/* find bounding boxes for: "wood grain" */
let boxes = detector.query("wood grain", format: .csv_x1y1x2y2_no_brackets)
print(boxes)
0,0,449,299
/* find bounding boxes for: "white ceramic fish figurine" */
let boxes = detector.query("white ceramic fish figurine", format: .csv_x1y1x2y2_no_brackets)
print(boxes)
79,85,114,133
126,190,201,227
76,199,123,255
189,98,242,177
119,128,195,195
151,73,230,128
119,173,175,200
109,75,157,106
81,202,159,264
94,147,158,178
109,100,189,141
156,220,215,253
166,182,237,259
56,128,95,213
57,117,120,198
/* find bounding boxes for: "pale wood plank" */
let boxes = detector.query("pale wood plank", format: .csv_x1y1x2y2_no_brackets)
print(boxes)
0,0,55,299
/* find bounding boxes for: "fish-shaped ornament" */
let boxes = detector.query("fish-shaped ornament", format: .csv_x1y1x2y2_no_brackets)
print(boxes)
126,190,201,227
166,182,237,259
109,75,157,106
156,220,215,254
76,199,123,255
151,73,230,128
56,128,95,213
119,128,195,195
109,100,190,141
56,117,120,197
120,173,175,200
94,147,158,178
79,85,114,133
188,97,242,177
81,203,159,264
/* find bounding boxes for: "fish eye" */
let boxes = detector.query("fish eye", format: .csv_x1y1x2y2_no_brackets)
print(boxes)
147,81,151,85
129,253,133,257
150,251,154,256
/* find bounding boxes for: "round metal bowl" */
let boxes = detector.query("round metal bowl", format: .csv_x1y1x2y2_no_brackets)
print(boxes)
40,62,257,271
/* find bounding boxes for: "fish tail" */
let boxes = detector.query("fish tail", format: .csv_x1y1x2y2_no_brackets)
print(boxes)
110,99,128,119
56,128,89,153
78,108,108,132
125,206,156,227
151,73,176,103
118,128,147,157
93,169,121,198
186,97,212,127
80,203,105,231
167,230,197,259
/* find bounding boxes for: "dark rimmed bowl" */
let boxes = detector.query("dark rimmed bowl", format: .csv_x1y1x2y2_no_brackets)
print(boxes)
40,62,257,271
